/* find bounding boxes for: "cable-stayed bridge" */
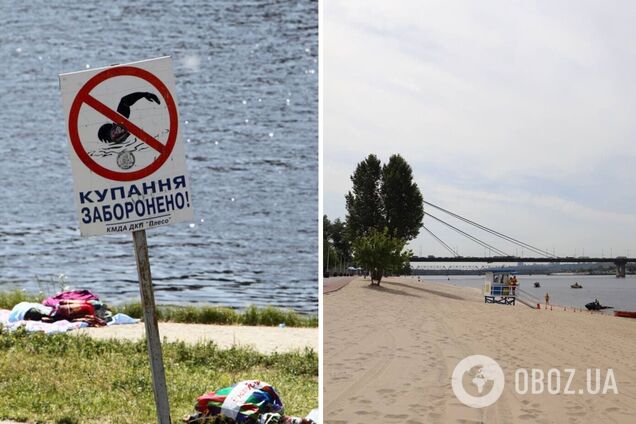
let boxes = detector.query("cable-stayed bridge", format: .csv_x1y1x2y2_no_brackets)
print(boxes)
418,201,633,277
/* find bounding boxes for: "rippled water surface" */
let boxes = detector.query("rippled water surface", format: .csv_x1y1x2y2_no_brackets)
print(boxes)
0,0,318,313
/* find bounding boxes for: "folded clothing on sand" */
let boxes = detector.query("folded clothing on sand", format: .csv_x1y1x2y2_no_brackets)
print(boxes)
107,313,140,326
47,299,105,326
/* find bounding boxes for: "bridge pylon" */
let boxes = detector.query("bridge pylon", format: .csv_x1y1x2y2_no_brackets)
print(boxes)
615,259,627,278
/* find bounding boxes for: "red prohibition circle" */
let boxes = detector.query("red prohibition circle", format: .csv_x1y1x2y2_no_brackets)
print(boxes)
68,66,179,182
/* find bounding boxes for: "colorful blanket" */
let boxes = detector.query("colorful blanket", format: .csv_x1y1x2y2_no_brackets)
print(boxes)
0,308,139,334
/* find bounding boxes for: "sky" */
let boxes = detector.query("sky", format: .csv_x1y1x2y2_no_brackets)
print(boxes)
324,0,636,258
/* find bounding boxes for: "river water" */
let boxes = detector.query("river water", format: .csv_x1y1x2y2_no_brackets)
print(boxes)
0,1,318,313
425,275,636,312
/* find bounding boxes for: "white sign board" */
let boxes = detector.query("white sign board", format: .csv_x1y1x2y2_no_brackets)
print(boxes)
59,57,194,236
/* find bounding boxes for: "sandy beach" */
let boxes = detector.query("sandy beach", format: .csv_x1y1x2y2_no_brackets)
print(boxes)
75,322,317,354
324,276,636,423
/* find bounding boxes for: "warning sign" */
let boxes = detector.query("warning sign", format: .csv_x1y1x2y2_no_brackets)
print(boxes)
60,57,194,236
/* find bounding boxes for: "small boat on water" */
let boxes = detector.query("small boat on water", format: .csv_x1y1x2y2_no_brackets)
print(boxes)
614,311,636,319
585,300,613,311
534,282,541,288
571,282,583,289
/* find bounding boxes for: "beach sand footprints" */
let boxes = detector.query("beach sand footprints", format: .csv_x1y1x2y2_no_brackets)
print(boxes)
325,276,636,423
517,399,543,421
325,278,463,423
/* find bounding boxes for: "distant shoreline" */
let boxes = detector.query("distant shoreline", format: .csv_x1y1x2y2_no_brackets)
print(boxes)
411,270,630,276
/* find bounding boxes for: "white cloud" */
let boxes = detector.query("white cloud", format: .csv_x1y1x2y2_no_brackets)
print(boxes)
325,0,636,255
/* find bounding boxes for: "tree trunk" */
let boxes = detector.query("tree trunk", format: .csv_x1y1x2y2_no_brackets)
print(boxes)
371,269,383,285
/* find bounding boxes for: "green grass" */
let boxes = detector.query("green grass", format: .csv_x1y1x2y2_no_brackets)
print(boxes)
0,290,317,328
0,290,44,310
0,328,318,424
114,304,318,328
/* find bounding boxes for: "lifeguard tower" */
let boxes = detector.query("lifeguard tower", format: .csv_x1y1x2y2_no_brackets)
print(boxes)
483,271,518,305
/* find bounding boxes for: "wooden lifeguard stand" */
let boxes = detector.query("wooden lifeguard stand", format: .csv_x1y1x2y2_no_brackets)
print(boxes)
483,271,518,305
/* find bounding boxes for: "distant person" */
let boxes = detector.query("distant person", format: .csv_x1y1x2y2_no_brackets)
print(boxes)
544,293,550,308
97,92,160,144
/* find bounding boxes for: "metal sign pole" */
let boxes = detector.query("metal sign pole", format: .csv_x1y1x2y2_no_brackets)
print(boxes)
132,229,172,424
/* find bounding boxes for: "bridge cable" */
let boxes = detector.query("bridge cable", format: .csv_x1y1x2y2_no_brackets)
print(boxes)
425,212,511,257
422,225,459,257
423,200,556,258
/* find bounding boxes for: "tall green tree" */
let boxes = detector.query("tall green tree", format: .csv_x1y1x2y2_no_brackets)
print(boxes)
324,215,351,273
323,215,333,272
381,154,424,241
345,153,424,241
345,154,384,240
330,218,351,262
323,215,332,246
352,228,412,285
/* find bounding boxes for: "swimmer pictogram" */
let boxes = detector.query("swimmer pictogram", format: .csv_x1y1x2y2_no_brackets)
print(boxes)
68,66,178,181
